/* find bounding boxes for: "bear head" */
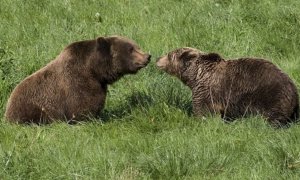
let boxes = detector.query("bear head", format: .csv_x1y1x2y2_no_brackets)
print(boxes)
97,36,151,75
156,47,223,79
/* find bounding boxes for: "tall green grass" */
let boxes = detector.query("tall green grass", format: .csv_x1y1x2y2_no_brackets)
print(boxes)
0,0,300,179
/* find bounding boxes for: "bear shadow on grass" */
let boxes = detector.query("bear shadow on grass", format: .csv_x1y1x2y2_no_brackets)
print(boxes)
99,89,193,122
163,92,193,116
99,91,154,122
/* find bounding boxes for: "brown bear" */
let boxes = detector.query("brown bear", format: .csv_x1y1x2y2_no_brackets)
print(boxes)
5,36,151,124
156,47,299,127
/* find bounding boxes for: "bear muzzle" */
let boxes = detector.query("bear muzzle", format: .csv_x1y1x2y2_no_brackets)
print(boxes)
156,56,168,70
134,54,151,69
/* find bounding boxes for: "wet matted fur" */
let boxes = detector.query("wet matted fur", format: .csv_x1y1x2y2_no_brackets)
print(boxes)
157,47,299,127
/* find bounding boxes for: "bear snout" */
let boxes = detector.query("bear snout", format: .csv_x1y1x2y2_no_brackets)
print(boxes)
156,56,168,69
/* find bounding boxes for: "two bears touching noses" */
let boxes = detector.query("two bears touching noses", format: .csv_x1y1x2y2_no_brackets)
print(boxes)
5,36,299,128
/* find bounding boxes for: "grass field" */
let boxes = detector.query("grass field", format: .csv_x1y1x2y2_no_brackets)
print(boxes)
1,0,300,179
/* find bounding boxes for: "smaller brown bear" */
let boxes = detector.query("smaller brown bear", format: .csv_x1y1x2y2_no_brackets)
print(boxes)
5,36,151,124
156,47,299,127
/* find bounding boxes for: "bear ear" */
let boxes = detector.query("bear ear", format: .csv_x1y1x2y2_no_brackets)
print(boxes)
179,51,198,61
96,37,111,55
202,53,223,62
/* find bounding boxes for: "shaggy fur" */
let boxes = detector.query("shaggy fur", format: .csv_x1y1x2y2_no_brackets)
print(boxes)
5,36,151,124
157,47,299,127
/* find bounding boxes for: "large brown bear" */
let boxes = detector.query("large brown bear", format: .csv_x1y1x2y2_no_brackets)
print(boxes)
5,36,151,124
156,47,299,127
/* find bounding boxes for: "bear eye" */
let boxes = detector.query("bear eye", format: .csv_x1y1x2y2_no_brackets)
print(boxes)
167,53,172,60
168,53,176,61
129,46,134,53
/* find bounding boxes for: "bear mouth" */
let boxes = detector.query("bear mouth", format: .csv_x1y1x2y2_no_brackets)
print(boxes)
135,61,150,69
156,62,166,70
136,64,147,69
129,62,149,74
156,64,164,68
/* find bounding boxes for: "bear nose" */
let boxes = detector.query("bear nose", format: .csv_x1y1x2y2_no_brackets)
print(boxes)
147,54,152,61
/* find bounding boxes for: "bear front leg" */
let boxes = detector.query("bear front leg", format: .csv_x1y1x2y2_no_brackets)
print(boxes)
192,97,212,120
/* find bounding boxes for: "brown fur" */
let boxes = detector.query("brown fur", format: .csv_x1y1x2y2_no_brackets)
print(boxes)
157,47,299,127
5,36,151,124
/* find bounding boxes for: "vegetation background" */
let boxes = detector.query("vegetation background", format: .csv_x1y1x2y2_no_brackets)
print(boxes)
0,0,300,179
